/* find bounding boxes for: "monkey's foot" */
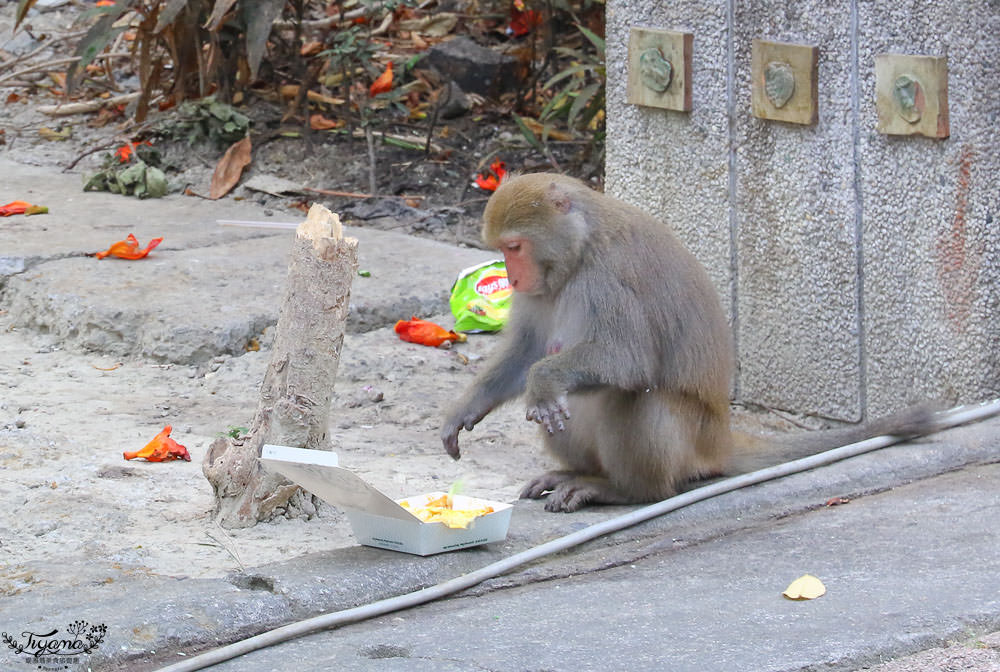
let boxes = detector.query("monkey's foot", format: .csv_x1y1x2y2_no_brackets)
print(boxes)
519,470,577,499
543,477,632,513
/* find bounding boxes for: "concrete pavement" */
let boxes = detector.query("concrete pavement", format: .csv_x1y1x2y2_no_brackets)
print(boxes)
0,158,497,362
199,461,1000,672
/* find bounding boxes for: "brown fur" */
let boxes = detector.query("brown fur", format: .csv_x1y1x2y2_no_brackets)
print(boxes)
443,173,732,512
442,173,936,512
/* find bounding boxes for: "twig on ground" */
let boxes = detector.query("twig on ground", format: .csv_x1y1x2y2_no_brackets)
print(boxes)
0,52,131,87
304,186,425,201
0,29,89,73
204,529,245,571
64,140,123,170
38,91,143,116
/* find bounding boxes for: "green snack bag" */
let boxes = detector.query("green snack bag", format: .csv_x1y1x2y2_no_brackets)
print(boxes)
449,260,512,332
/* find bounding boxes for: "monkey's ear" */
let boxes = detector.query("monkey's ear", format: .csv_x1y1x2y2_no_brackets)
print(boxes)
545,181,573,214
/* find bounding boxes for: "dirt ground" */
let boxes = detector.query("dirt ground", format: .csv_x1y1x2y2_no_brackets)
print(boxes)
0,304,562,595
0,3,547,595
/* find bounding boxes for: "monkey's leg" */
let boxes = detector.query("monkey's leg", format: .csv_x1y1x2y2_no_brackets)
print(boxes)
544,391,707,512
521,391,612,508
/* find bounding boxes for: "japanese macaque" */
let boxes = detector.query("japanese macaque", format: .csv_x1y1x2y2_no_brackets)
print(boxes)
442,173,936,513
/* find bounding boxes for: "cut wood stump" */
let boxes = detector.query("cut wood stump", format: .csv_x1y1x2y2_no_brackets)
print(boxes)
203,203,358,529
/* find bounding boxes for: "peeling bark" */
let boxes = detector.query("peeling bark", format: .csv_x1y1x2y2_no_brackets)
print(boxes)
203,204,358,528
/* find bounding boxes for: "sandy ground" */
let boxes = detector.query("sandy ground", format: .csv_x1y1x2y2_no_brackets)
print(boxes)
0,311,555,596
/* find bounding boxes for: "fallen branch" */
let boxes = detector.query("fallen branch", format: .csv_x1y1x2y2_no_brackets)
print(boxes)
0,52,131,87
273,3,383,31
0,29,89,73
39,92,143,116
351,128,444,154
370,11,395,37
304,187,425,201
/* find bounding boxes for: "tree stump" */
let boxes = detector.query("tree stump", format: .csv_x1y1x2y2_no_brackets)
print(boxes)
203,204,358,529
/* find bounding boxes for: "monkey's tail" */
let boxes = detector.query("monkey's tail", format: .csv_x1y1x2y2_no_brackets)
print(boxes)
727,403,942,475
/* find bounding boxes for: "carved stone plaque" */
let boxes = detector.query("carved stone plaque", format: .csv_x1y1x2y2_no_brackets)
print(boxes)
751,39,819,125
875,53,949,138
626,27,693,112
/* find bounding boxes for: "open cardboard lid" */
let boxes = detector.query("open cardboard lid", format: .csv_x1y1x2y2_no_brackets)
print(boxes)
260,444,417,523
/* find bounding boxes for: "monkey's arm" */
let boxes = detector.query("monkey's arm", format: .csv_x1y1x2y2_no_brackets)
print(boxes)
441,320,547,459
523,340,640,434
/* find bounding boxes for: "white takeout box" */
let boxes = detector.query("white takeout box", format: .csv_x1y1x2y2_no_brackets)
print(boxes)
260,444,513,556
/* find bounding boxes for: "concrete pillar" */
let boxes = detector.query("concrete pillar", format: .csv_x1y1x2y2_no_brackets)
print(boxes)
605,0,999,421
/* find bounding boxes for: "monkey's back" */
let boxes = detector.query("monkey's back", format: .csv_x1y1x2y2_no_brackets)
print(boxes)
571,183,733,409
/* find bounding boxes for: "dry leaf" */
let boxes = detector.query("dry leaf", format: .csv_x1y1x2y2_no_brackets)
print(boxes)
309,114,342,130
300,40,323,56
278,85,345,106
210,135,252,200
397,13,458,37
39,126,72,141
825,496,850,507
518,116,574,141
783,574,826,600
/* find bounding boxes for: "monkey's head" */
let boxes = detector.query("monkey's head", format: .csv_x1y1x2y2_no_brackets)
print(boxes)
482,173,590,296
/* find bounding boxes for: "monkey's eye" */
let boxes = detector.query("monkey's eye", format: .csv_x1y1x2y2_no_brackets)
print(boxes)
504,242,521,253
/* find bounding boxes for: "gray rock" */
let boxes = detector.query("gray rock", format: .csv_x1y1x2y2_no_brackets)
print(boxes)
439,80,473,119
425,37,518,99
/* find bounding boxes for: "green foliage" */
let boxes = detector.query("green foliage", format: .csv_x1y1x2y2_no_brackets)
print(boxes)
160,97,252,147
540,23,605,136
31,0,285,120
318,4,418,127
217,426,249,439
320,24,378,77
511,15,606,168
83,149,168,199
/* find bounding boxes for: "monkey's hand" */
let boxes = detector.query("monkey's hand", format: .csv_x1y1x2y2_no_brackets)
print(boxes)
441,407,489,460
525,393,570,434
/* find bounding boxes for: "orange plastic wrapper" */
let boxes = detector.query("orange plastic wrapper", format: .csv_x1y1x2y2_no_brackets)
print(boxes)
123,425,191,462
95,234,163,260
369,61,393,96
394,317,467,347
399,493,495,529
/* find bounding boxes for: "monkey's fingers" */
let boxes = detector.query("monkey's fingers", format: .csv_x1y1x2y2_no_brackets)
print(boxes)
526,408,560,433
526,395,571,434
440,426,462,460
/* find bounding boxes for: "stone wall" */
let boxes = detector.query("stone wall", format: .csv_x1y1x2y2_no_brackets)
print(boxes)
605,0,999,421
